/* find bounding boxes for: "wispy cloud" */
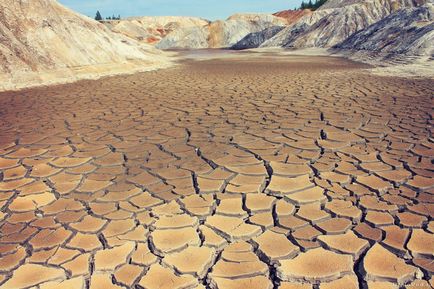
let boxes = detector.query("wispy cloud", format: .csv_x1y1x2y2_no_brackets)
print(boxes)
59,0,303,20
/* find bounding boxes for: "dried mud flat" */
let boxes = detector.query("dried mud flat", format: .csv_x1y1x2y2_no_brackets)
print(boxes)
0,55,433,289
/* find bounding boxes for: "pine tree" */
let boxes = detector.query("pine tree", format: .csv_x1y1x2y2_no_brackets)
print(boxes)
299,0,327,10
95,10,102,21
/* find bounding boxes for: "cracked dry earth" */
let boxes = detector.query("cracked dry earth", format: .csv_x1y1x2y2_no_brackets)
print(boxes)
0,55,433,289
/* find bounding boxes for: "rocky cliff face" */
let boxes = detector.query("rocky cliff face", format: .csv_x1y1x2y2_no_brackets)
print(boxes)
0,0,170,90
156,13,287,49
105,16,209,44
261,0,429,48
335,4,434,56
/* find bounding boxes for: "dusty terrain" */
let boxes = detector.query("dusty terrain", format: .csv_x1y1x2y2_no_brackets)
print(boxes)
0,55,433,289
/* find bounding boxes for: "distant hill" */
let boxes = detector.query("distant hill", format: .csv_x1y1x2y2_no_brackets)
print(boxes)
156,14,288,49
103,16,210,44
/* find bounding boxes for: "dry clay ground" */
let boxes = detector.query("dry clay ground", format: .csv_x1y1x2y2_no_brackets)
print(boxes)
0,55,433,289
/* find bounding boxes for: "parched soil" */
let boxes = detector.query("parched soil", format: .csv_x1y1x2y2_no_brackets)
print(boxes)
0,55,433,289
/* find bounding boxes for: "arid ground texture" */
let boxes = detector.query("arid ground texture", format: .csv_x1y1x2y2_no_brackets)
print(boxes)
0,55,433,289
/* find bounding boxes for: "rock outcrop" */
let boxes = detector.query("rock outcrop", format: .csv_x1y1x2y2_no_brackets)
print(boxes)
157,13,287,49
261,0,429,48
104,16,209,44
336,4,434,57
0,0,171,90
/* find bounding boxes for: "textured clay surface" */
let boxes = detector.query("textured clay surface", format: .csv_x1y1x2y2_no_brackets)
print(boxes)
0,55,433,288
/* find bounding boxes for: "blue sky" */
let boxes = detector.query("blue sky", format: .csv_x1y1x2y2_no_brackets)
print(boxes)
59,0,304,20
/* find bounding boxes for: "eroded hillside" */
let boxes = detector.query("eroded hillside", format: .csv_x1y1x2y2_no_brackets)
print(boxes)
0,0,171,90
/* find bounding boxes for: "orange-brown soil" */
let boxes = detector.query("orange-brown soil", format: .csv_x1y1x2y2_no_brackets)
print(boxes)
0,55,433,289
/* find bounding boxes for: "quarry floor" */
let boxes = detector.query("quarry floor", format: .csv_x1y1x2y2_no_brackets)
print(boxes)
0,55,433,289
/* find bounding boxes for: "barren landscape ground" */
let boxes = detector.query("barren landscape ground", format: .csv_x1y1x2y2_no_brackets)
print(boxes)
0,55,433,289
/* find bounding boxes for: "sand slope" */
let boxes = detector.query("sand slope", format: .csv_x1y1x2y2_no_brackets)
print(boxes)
0,0,171,91
336,4,434,56
262,0,427,48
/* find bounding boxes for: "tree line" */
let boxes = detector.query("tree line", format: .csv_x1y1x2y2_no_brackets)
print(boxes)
299,0,328,10
95,11,121,21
